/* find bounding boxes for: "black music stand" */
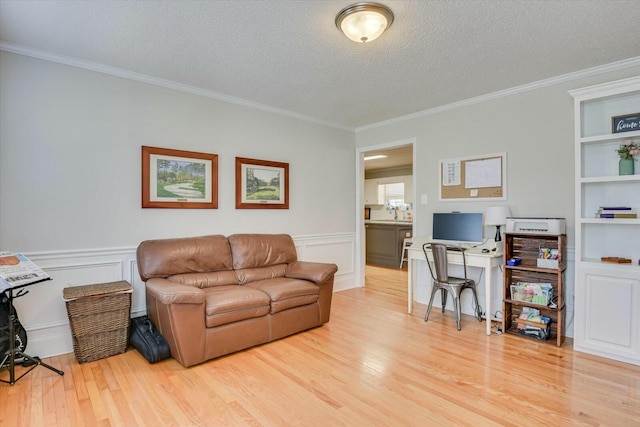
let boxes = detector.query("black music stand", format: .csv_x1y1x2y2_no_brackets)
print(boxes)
0,277,64,385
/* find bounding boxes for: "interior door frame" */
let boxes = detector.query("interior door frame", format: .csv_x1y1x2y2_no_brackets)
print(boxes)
355,138,417,288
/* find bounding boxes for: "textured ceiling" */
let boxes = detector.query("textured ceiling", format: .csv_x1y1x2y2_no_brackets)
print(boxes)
364,145,413,171
1,1,640,130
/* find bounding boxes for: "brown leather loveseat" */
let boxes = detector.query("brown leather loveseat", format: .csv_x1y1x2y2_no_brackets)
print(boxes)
136,234,338,367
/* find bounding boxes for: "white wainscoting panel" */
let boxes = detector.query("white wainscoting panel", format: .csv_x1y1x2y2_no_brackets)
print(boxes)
128,258,148,318
294,233,355,292
16,233,355,358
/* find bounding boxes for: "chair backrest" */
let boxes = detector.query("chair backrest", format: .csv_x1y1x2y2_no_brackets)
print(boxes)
422,242,469,283
423,243,448,283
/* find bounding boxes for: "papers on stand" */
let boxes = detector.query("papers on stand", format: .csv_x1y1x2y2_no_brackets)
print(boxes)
0,252,51,292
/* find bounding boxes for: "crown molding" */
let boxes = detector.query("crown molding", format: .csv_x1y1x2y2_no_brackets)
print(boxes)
0,42,353,132
3,41,639,135
356,56,640,133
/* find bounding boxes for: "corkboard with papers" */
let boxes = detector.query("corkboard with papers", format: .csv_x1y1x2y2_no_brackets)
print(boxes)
439,153,506,201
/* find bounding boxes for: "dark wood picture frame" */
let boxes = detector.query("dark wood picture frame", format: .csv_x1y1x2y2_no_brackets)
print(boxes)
612,112,640,133
142,146,218,209
235,157,289,209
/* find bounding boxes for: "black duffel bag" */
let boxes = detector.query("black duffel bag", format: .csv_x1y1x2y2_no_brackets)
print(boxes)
129,316,170,363
0,294,28,356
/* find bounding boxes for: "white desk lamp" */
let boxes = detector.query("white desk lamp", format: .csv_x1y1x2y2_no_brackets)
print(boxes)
485,206,511,250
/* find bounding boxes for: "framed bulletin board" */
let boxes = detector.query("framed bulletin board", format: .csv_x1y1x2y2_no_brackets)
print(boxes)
439,152,506,201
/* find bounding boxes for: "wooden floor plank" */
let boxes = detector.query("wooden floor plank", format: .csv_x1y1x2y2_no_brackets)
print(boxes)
0,265,638,426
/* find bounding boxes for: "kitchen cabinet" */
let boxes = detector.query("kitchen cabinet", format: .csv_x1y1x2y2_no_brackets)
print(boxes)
364,179,381,205
365,223,412,268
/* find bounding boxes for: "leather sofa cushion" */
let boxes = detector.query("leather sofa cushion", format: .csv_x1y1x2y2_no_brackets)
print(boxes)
137,235,233,280
168,270,238,288
246,278,319,314
204,286,270,328
228,234,297,270
234,264,287,285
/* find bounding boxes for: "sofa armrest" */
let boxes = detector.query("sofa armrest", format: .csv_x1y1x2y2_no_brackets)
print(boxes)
145,278,206,367
285,261,338,285
145,278,205,305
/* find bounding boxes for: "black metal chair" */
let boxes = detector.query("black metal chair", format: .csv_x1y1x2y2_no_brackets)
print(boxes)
422,243,482,330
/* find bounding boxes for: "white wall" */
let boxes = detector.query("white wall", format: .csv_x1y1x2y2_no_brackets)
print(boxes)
356,65,640,337
0,51,357,357
0,52,356,250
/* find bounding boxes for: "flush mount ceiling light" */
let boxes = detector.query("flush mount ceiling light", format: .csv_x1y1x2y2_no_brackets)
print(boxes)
364,154,387,161
335,2,394,43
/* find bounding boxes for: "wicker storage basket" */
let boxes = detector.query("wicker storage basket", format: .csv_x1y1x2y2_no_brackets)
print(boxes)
63,281,132,363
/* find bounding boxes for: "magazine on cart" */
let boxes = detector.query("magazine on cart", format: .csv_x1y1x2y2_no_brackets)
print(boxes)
0,252,51,291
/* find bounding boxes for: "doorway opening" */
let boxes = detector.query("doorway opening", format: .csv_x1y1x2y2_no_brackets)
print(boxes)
357,140,416,293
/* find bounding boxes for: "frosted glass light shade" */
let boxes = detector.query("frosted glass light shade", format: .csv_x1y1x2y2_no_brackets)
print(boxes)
336,3,394,43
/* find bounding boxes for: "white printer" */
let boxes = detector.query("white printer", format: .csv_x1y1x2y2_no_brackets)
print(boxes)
505,217,566,235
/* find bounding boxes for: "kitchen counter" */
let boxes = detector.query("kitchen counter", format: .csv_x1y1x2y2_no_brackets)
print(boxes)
365,221,412,268
365,220,412,225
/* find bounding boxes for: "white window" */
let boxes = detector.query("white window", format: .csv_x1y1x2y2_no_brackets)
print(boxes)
381,182,404,208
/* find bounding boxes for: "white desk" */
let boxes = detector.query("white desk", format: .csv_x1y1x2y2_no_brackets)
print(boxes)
407,237,502,336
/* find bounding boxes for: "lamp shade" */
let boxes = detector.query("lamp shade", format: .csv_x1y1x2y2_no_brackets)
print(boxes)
485,206,511,226
335,3,394,43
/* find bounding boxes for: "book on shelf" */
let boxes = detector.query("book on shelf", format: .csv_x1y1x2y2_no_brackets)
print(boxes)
515,307,550,331
596,207,637,218
601,257,632,264
599,209,634,214
598,213,637,218
599,206,633,210
598,211,636,215
0,252,51,292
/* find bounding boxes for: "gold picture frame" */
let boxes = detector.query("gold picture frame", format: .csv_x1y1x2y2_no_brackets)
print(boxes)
235,157,289,209
142,146,218,209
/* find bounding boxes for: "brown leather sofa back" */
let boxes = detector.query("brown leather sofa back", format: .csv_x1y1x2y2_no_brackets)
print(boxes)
228,234,297,270
137,235,233,281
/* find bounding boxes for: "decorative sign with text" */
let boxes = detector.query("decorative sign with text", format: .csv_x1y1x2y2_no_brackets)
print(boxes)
612,112,640,133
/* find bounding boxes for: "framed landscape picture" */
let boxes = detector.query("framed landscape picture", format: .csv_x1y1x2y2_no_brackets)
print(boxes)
235,157,289,209
142,146,218,209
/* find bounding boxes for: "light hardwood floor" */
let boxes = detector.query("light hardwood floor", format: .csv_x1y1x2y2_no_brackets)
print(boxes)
0,265,638,426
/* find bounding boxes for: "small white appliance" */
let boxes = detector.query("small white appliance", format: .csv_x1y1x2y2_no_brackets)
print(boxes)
505,217,566,235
